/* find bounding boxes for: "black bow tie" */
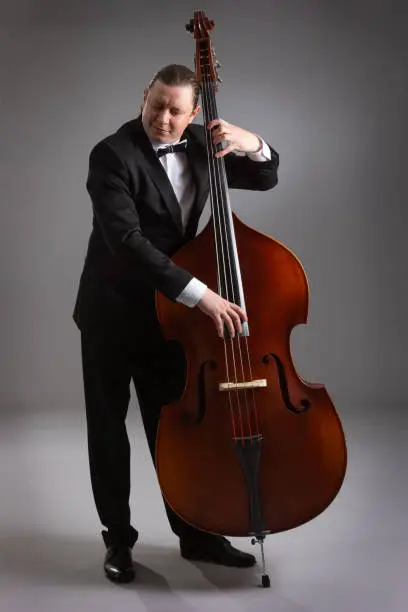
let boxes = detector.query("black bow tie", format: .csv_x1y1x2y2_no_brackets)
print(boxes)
156,139,187,158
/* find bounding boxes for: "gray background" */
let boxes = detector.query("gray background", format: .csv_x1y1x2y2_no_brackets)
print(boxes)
0,1,407,610
1,0,406,416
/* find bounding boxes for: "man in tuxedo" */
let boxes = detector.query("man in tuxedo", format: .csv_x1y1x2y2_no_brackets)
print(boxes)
73,64,280,583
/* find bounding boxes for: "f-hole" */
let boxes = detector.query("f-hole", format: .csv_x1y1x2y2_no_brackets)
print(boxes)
262,353,310,414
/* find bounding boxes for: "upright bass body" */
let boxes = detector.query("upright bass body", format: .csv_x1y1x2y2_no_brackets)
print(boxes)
155,213,347,537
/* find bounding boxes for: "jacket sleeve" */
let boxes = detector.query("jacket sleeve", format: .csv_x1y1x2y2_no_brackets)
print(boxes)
86,140,193,300
224,142,279,191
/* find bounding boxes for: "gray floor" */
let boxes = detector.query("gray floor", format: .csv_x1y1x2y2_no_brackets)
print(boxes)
0,402,406,612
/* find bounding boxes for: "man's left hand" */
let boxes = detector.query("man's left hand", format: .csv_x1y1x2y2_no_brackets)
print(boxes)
207,118,260,158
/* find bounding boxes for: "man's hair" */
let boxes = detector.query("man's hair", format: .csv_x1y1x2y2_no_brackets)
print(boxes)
148,64,200,108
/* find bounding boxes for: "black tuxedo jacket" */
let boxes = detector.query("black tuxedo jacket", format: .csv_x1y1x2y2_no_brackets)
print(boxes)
73,115,279,339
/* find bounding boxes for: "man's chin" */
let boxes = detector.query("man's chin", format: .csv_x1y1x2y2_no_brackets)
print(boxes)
151,127,172,142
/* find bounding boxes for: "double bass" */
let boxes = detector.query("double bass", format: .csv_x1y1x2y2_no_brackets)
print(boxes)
155,10,347,588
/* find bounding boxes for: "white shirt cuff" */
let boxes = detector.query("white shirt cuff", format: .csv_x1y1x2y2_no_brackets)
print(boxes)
176,277,208,307
246,136,271,161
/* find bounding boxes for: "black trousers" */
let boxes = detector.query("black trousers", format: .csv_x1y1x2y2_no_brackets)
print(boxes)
80,325,205,548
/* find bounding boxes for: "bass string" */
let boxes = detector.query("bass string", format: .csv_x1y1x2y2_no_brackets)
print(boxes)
200,74,260,442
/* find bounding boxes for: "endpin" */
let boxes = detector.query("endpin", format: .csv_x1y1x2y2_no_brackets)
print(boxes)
251,535,271,588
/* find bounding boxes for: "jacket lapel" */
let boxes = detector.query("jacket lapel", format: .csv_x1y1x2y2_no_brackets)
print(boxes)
129,116,209,236
129,117,183,232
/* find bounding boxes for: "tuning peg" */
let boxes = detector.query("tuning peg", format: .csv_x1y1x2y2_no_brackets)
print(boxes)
185,19,194,32
215,61,222,68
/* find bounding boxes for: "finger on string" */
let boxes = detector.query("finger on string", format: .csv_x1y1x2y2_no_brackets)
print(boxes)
207,119,222,131
215,316,223,338
215,144,234,158
213,124,225,133
223,314,236,339
213,136,230,148
212,133,224,145
230,310,243,334
231,304,248,322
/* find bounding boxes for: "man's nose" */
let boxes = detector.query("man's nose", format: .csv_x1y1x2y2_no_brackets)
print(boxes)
157,109,171,124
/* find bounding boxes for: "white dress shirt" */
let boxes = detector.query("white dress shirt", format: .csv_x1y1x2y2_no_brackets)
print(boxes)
149,135,272,307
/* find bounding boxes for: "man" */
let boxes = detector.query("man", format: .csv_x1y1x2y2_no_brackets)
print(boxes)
73,64,279,583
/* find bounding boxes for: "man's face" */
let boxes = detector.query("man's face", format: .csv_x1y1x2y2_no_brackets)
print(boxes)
141,80,200,143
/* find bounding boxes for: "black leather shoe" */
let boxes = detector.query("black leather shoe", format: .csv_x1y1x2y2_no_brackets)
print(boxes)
104,545,135,583
180,535,256,568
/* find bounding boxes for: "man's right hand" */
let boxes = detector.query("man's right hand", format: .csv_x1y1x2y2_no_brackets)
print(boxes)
196,288,248,339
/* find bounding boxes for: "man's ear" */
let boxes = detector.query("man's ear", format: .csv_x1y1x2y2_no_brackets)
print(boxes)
140,88,148,113
190,105,201,121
